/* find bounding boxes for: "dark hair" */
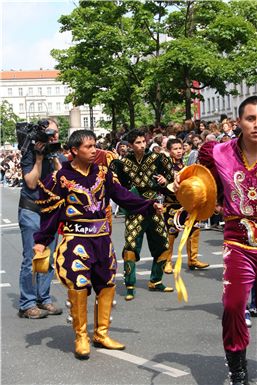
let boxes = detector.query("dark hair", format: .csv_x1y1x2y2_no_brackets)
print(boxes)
166,138,182,151
238,96,257,117
68,129,96,155
126,129,145,144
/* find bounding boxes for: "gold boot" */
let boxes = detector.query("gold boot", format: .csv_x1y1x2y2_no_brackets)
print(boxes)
187,228,209,270
93,286,125,350
164,235,176,274
68,289,90,359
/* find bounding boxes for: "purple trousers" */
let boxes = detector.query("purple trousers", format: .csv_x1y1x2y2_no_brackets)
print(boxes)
55,234,117,295
222,243,257,351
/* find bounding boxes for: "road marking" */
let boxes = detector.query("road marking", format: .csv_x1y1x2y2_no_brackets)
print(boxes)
0,223,19,228
212,251,223,255
0,283,11,288
137,270,151,275
208,264,223,269
0,270,6,274
97,350,188,378
2,219,11,224
117,255,193,264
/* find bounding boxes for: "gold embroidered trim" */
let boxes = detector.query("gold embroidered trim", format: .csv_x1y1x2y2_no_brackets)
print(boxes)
37,178,59,198
63,232,109,237
40,199,65,213
71,163,91,176
240,148,257,170
69,218,108,223
224,240,257,250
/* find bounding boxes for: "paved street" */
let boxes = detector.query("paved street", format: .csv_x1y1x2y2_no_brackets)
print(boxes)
1,186,257,385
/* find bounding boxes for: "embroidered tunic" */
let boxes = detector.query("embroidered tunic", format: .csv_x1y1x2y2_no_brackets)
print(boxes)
34,161,155,293
198,139,257,249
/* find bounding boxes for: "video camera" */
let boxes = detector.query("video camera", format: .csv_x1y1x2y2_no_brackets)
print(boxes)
16,120,61,156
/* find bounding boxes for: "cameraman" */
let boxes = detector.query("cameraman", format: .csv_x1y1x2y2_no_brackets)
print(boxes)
18,118,64,319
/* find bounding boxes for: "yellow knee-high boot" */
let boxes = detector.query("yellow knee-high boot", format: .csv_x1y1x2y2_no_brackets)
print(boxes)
164,234,176,274
187,228,209,270
68,289,90,359
93,286,125,350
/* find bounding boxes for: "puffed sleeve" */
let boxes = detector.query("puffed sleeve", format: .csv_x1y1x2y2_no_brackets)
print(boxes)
106,170,155,216
34,171,65,245
198,141,223,204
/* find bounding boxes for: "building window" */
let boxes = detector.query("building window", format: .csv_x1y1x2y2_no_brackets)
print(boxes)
38,103,43,112
207,98,211,113
64,86,69,95
245,85,250,95
93,117,96,127
48,102,52,112
56,87,60,95
217,96,220,111
83,117,89,128
254,84,257,94
212,97,215,112
38,87,42,96
56,102,61,112
8,88,12,96
18,88,23,96
19,103,24,112
28,87,33,96
47,87,51,96
240,81,243,95
227,94,231,109
29,103,35,113
234,107,237,118
222,96,225,110
201,101,205,115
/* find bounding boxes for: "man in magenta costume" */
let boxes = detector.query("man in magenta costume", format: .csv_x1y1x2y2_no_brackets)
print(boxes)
33,129,163,360
197,96,257,385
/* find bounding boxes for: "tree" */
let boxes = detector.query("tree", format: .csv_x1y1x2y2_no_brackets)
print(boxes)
162,0,257,118
0,101,20,145
52,0,257,124
56,116,69,143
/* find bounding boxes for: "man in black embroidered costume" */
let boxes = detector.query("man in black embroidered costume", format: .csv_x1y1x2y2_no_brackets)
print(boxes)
110,129,174,301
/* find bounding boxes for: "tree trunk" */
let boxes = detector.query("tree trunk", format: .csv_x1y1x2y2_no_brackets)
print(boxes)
127,96,135,129
185,86,192,120
111,104,117,131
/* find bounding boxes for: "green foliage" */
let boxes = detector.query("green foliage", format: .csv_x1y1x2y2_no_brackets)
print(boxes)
0,101,20,145
51,0,257,124
56,116,70,143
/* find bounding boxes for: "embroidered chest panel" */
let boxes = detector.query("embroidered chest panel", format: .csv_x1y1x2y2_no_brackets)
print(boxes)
231,169,257,216
59,167,107,214
122,153,172,188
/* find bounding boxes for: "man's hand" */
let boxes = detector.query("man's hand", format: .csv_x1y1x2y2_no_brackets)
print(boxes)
173,173,181,193
153,202,164,216
33,244,46,253
34,142,46,157
153,174,167,186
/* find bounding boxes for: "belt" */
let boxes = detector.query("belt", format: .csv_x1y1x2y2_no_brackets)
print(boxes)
19,196,40,214
63,218,110,237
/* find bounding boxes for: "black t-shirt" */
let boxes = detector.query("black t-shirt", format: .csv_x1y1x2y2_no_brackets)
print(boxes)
20,146,66,201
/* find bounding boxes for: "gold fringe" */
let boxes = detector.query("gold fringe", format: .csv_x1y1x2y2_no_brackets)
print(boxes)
40,199,65,213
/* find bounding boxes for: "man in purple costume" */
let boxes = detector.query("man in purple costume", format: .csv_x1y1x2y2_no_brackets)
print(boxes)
33,129,163,360
197,96,257,385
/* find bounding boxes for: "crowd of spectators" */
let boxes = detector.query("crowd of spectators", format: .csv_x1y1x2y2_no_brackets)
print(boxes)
0,150,23,187
0,116,240,189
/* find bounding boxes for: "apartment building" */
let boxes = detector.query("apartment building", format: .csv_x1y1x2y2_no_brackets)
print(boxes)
200,81,257,122
0,70,109,135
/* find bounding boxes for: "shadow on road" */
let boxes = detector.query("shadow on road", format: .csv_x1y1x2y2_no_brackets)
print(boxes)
140,351,257,385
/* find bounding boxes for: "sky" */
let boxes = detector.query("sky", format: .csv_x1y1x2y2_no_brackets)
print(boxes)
1,0,77,71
